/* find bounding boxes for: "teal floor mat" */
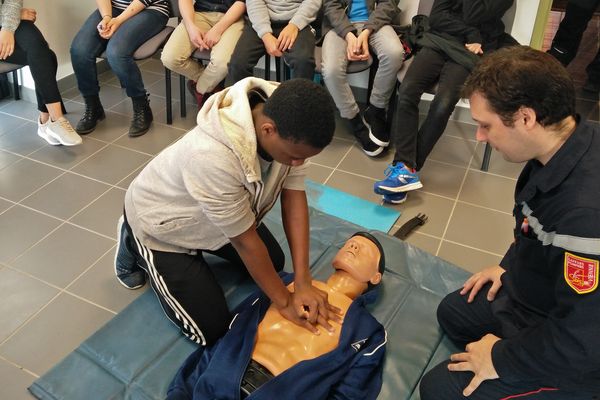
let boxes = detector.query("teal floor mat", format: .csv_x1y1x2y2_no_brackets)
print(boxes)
30,207,468,400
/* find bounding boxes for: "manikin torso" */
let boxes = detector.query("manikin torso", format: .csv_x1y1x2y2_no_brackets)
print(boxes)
251,277,355,376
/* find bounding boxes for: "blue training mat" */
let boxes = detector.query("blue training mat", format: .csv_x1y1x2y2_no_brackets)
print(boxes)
29,207,469,400
305,179,400,233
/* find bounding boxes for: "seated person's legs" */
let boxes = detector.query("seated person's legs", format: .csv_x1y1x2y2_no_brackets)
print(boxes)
225,21,265,86
437,283,502,348
70,10,108,134
7,20,81,146
374,48,445,201
322,29,382,157
280,24,316,80
194,16,245,98
104,9,168,137
160,12,213,97
420,359,590,400
414,60,470,170
365,24,404,148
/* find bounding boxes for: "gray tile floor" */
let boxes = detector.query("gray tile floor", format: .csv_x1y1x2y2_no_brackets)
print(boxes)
0,58,598,399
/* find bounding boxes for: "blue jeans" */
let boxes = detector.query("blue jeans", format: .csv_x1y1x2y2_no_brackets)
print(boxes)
70,8,168,98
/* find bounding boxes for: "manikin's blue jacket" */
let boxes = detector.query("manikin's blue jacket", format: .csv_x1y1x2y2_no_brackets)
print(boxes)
167,273,387,400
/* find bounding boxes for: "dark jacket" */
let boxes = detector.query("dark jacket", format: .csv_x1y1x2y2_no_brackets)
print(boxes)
322,0,400,39
428,0,513,51
493,119,600,394
167,273,387,400
194,0,245,14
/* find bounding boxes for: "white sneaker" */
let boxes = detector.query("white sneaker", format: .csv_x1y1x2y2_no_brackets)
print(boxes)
46,117,83,146
37,117,61,145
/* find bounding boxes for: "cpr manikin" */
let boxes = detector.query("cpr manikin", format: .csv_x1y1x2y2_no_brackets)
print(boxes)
252,233,383,376
167,231,387,400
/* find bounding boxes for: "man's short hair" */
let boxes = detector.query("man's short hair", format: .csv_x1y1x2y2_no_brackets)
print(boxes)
263,79,336,149
462,46,576,127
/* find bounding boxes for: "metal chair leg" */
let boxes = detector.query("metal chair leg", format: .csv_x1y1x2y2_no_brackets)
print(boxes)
264,54,270,80
12,70,20,100
165,67,173,125
275,56,281,82
481,142,492,171
180,74,186,118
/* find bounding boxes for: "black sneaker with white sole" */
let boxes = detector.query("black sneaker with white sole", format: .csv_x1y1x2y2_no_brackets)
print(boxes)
364,105,389,147
348,113,383,157
115,216,146,289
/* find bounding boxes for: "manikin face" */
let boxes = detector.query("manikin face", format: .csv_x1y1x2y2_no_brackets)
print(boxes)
470,91,535,164
332,236,382,285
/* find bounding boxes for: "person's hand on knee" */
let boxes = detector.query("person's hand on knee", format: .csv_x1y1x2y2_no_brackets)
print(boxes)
0,30,15,60
20,8,37,22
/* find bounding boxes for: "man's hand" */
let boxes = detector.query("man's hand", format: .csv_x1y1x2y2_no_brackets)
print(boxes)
465,43,483,55
356,29,370,59
187,24,208,50
262,33,283,57
345,32,364,61
277,23,299,52
0,30,15,60
20,8,37,22
292,282,342,331
460,265,505,303
448,334,501,396
203,26,223,49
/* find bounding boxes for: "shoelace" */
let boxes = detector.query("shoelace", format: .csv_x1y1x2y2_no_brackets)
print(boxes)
82,104,97,120
383,164,406,178
58,118,76,133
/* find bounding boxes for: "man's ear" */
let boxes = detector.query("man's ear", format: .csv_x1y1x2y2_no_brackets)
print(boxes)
261,121,277,138
369,271,382,286
519,107,537,129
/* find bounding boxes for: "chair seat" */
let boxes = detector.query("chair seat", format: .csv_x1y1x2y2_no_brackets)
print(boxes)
191,48,211,61
98,26,175,60
0,62,25,74
314,46,373,75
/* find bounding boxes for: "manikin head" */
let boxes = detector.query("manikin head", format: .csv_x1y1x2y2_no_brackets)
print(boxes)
330,232,385,298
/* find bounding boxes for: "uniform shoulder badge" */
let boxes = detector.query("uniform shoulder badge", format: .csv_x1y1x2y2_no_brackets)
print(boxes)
564,252,599,294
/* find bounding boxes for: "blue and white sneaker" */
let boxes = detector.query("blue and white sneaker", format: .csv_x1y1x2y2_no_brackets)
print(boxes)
114,216,146,290
382,192,407,204
374,162,423,194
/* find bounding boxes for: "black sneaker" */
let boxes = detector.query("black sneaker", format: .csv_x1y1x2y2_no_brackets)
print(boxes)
114,216,146,290
348,113,383,157
364,105,389,147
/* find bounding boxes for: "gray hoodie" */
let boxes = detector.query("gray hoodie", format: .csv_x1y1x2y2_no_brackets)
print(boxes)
247,0,322,38
124,77,307,253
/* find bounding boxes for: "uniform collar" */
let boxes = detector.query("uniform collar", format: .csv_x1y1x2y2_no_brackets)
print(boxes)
516,115,590,203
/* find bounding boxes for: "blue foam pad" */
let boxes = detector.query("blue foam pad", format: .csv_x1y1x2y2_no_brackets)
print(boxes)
30,208,468,400
305,179,400,232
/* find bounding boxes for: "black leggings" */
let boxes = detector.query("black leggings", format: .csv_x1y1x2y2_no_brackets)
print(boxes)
123,216,284,346
2,21,64,113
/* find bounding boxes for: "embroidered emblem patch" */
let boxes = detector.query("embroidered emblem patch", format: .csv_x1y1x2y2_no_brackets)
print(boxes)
564,252,599,294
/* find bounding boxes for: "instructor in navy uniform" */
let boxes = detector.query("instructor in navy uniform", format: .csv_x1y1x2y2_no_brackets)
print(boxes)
420,46,600,400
